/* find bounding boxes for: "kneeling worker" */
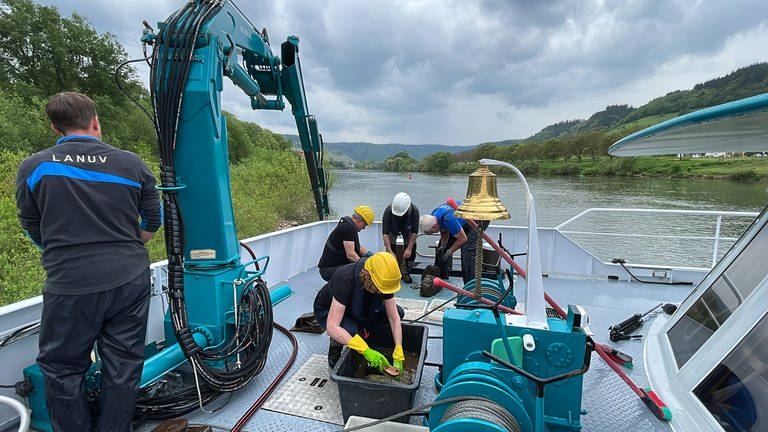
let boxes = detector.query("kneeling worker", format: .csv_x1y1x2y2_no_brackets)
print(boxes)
313,252,405,373
318,205,375,281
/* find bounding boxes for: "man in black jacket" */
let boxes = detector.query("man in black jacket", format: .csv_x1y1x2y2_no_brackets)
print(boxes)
15,92,162,432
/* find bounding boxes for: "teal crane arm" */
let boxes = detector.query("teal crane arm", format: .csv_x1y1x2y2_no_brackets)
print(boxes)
147,0,328,267
221,11,330,221
141,0,328,393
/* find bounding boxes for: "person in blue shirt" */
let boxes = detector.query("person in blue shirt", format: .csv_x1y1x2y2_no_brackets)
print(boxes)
419,201,484,285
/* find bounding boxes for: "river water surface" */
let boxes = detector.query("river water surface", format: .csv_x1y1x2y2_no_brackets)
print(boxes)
327,170,768,268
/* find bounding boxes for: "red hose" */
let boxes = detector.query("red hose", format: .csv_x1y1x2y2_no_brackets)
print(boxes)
231,322,299,432
432,277,522,315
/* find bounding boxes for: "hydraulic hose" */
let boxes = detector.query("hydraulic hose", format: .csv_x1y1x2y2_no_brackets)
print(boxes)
151,0,276,393
0,395,30,432
231,322,299,432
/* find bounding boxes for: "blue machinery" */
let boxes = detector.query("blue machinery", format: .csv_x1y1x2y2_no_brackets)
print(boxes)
430,293,592,431
23,0,328,430
423,274,592,432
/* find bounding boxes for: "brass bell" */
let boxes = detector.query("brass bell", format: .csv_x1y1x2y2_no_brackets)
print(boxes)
454,164,510,221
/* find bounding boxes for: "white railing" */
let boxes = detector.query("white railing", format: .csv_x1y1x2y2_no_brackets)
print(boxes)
555,208,759,268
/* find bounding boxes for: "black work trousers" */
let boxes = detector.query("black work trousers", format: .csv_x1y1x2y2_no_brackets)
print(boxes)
37,268,150,432
435,225,481,285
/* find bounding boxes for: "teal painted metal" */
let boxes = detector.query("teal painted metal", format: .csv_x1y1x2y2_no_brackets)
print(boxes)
457,277,517,311
609,92,768,156
269,284,293,306
163,266,248,346
140,330,212,388
430,362,532,432
439,307,587,431
152,1,328,223
22,365,51,432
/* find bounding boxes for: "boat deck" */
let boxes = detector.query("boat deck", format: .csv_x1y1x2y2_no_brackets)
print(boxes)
135,265,690,432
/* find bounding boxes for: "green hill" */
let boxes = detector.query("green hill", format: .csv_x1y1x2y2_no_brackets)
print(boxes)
283,135,475,162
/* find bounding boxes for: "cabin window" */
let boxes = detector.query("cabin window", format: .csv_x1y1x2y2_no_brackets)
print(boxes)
693,312,768,432
668,221,768,367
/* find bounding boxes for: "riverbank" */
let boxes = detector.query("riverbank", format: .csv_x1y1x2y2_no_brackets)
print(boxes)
569,155,768,181
372,154,768,181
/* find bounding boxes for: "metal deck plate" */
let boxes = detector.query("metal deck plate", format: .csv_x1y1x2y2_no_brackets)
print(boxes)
262,353,344,425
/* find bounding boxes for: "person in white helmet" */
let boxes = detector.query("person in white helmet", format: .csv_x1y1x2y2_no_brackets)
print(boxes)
381,192,419,283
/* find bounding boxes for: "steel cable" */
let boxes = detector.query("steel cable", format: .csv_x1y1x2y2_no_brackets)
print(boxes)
440,399,522,432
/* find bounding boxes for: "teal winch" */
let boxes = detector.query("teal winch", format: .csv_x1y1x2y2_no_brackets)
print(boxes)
431,304,592,432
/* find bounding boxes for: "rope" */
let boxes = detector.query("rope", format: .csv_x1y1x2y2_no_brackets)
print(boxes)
473,228,484,299
440,399,521,432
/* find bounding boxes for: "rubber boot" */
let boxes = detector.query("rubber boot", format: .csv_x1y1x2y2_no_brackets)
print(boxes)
328,339,343,369
401,260,413,283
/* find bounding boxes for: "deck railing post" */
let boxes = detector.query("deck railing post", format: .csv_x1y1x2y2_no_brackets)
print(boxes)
712,215,723,268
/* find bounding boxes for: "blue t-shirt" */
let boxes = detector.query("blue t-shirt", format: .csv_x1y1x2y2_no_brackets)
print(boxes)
431,202,467,236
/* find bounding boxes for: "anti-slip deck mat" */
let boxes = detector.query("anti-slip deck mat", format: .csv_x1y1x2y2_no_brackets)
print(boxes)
262,353,344,425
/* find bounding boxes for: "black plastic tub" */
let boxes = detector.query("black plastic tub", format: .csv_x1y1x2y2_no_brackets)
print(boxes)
330,323,428,423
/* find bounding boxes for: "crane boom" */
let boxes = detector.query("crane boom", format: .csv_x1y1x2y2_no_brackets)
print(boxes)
144,0,328,392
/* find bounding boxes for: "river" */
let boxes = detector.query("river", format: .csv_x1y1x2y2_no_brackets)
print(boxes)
327,170,768,267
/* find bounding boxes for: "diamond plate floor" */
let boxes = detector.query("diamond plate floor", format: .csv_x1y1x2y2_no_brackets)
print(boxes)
262,354,343,425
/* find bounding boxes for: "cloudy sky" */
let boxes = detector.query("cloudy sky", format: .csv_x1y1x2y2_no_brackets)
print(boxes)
38,0,768,146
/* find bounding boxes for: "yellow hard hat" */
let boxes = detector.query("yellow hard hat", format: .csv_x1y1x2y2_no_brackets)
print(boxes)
354,205,374,226
364,252,401,294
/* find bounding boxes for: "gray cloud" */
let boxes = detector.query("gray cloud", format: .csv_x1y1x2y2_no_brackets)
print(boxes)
38,0,768,145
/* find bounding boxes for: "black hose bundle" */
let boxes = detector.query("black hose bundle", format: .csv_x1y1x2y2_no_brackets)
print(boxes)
147,0,273,394
135,381,222,421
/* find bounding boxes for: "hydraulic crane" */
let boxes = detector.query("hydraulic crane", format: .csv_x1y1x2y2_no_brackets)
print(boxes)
142,0,329,393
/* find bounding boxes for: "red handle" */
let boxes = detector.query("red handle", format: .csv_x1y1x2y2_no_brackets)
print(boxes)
432,277,522,315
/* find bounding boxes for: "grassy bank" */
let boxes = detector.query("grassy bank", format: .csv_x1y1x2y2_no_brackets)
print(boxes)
442,155,768,181
542,155,768,181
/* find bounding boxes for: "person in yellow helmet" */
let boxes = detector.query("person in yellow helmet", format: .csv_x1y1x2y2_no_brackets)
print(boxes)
314,252,405,373
317,205,375,281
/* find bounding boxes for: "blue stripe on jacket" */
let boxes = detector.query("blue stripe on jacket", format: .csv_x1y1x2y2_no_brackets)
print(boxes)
26,161,141,192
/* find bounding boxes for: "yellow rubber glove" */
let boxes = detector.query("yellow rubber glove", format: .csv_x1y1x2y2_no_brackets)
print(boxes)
392,344,405,376
347,334,369,354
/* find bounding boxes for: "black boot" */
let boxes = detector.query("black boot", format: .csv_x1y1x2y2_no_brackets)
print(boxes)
328,339,343,369
401,262,413,283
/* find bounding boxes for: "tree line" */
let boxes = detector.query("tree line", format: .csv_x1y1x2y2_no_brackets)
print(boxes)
356,130,634,176
359,62,768,178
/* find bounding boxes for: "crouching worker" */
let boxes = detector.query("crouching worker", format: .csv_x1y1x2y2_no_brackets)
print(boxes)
313,252,405,374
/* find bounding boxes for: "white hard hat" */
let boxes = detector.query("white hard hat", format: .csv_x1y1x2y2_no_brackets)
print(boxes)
391,192,411,217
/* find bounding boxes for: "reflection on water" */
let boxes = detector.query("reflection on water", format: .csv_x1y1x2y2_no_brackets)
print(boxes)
329,170,768,267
